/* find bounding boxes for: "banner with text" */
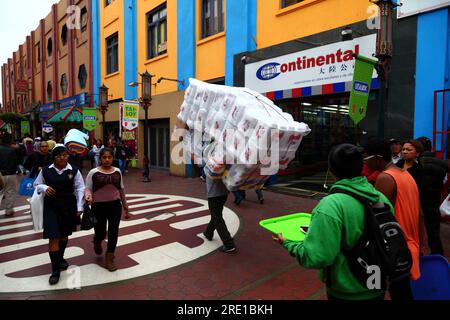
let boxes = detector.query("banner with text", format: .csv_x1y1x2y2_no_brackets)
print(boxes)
119,101,139,159
348,54,378,125
83,108,97,132
245,34,377,94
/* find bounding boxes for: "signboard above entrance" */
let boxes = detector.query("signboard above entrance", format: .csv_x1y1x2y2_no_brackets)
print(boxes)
244,34,378,96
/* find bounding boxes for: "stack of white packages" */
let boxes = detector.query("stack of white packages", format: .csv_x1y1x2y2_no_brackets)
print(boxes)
177,78,311,191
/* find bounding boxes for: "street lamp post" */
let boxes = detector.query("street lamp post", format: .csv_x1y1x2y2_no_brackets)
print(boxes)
140,71,154,183
99,84,109,146
371,0,398,139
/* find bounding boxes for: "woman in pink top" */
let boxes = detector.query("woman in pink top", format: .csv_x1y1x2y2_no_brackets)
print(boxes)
85,148,130,271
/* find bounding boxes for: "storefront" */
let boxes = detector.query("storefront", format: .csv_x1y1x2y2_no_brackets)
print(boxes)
241,34,378,176
41,93,88,141
235,17,418,180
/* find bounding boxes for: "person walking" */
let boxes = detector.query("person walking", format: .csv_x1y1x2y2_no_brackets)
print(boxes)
272,144,389,300
91,139,104,168
33,145,85,285
232,188,264,205
0,133,23,216
85,148,130,272
363,138,425,300
203,175,236,253
416,136,448,255
23,140,53,178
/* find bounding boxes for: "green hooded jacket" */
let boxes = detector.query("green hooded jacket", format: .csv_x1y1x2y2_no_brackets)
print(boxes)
282,176,394,300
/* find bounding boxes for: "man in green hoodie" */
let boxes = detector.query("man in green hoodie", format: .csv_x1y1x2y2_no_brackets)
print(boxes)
273,143,393,300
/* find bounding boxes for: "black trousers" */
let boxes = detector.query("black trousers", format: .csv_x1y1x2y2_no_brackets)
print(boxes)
424,207,444,255
93,200,122,253
204,195,234,247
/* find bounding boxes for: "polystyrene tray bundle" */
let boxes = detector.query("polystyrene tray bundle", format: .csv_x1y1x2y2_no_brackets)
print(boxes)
178,79,311,191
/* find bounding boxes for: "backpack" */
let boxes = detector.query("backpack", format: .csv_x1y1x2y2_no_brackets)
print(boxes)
331,188,412,290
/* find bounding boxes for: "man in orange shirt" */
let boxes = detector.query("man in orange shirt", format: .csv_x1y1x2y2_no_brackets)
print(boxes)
363,138,426,300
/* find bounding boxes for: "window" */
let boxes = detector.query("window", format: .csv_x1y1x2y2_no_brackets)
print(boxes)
36,42,41,63
81,7,88,32
61,24,68,46
5,75,8,87
105,0,113,7
106,33,118,74
147,4,167,59
60,74,68,95
281,0,304,8
11,71,14,82
47,81,52,101
78,64,87,89
201,0,224,39
47,38,53,57
18,66,22,79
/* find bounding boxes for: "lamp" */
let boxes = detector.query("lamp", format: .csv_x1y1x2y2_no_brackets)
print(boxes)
140,71,154,182
370,0,399,139
341,26,353,41
99,84,109,145
156,77,185,87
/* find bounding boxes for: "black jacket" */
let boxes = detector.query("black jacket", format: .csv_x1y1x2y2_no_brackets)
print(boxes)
0,144,22,175
420,152,448,210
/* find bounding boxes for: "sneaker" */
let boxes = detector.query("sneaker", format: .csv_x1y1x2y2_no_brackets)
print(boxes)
4,211,14,217
203,232,213,241
200,176,206,181
219,245,236,253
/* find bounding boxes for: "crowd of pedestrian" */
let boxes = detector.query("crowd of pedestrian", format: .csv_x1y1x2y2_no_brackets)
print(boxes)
0,129,449,299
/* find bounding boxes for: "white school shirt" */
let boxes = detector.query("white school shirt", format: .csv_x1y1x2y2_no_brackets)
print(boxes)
34,163,85,212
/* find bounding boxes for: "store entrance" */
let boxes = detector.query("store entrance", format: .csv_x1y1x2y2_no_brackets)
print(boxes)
277,93,364,191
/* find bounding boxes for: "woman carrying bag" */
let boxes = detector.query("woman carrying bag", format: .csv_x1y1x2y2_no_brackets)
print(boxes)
33,145,85,285
85,148,130,272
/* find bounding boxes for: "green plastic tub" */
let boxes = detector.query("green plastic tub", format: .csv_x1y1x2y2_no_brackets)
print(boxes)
259,212,312,242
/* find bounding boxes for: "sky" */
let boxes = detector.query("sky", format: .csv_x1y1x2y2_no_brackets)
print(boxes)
0,0,59,104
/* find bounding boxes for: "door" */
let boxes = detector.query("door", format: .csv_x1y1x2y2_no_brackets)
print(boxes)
148,120,170,169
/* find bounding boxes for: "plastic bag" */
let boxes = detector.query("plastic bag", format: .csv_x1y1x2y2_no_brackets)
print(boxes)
439,194,450,218
19,177,36,197
28,189,44,231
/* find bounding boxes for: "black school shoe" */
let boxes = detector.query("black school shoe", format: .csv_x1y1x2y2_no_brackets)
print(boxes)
49,271,60,285
219,245,236,253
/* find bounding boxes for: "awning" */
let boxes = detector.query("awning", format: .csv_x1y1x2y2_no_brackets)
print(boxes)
47,107,83,124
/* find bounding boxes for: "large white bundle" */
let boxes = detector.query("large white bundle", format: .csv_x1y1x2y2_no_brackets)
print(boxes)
178,78,311,191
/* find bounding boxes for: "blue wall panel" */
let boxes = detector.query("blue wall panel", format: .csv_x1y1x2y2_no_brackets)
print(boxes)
225,0,257,86
124,0,138,100
177,1,196,91
92,0,100,106
414,9,448,143
178,1,196,176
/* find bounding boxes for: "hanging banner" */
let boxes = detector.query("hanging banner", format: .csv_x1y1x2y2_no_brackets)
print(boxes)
21,120,30,135
348,54,378,125
119,101,139,160
83,108,97,132
120,101,139,130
